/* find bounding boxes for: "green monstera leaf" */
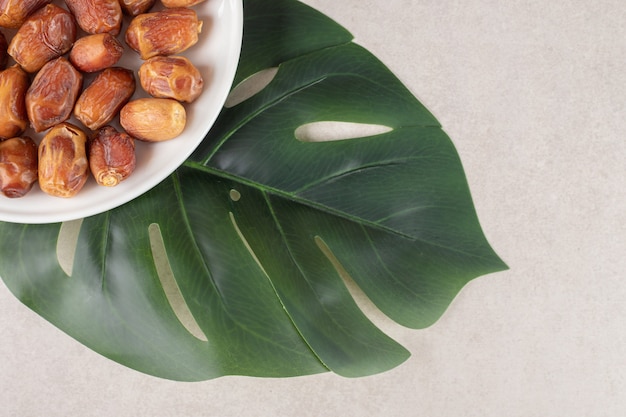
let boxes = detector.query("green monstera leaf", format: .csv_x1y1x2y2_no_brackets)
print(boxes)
0,0,507,381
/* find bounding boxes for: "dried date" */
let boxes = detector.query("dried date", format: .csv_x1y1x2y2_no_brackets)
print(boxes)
89,126,136,187
7,4,76,73
119,0,156,16
120,98,186,142
139,55,204,103
26,57,83,133
162,0,206,7
38,123,89,198
69,33,124,73
65,0,123,36
74,67,136,131
125,8,203,60
0,136,38,198
0,0,52,29
0,65,29,139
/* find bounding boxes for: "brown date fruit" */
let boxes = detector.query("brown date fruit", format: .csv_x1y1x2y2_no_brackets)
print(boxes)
162,0,206,7
74,67,136,131
119,0,156,16
26,57,83,133
120,98,186,142
65,0,122,36
0,31,7,70
0,136,38,198
125,8,203,60
38,123,89,198
0,0,52,29
139,55,204,103
0,65,29,139
69,33,124,73
7,4,77,73
89,126,136,187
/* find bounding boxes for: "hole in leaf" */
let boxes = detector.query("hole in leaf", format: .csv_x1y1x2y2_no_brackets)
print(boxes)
314,236,399,330
224,67,279,108
295,121,393,143
57,219,84,277
229,189,241,202
229,212,268,276
148,223,208,342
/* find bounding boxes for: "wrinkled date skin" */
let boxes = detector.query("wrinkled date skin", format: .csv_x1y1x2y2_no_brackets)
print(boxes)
126,8,203,60
89,126,136,187
0,65,29,139
0,0,53,29
65,0,123,36
8,4,76,73
69,33,124,73
119,0,156,17
38,122,89,198
26,57,83,132
139,55,204,103
120,98,186,142
0,136,38,198
74,67,136,130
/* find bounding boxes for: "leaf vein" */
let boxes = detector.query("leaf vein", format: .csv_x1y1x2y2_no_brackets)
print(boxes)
292,156,428,194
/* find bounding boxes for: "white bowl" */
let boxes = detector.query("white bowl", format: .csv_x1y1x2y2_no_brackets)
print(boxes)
0,0,243,224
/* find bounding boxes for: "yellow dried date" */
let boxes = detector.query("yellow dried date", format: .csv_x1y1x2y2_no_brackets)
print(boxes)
0,136,38,198
125,8,203,60
7,4,77,73
0,65,29,139
74,67,136,131
38,123,89,198
120,98,186,142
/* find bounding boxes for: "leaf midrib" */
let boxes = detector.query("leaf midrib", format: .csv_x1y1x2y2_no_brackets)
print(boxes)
183,161,493,262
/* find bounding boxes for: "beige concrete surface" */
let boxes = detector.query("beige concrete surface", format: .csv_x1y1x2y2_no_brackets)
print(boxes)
1,0,625,416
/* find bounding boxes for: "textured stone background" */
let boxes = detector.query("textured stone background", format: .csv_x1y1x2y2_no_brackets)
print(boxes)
1,0,624,415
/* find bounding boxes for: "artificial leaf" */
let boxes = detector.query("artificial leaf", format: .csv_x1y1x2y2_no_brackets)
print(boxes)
0,0,507,381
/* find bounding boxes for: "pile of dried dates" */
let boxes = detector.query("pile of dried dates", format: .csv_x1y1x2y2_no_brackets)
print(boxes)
0,0,206,198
